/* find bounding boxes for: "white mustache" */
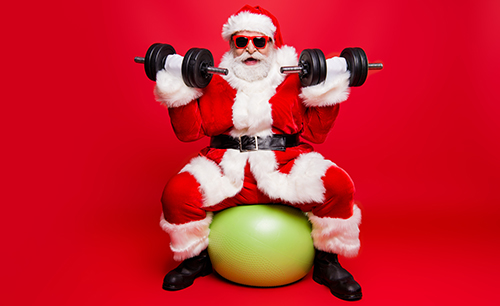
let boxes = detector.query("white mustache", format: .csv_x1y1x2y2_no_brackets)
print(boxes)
235,51,266,62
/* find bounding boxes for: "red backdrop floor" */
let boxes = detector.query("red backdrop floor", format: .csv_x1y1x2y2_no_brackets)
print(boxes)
3,0,499,305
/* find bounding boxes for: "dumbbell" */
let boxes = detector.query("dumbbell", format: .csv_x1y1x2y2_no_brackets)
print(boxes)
134,43,228,88
280,47,383,87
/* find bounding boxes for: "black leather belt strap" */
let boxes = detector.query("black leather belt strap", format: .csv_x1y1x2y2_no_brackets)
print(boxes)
210,134,299,152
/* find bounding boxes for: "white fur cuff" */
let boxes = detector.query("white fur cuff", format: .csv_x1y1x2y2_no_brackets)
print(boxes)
154,69,203,108
309,205,361,258
160,212,213,261
299,57,351,107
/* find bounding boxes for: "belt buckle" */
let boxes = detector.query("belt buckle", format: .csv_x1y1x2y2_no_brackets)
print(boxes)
239,135,259,152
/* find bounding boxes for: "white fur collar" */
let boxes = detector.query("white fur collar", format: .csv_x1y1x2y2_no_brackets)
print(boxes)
219,46,298,137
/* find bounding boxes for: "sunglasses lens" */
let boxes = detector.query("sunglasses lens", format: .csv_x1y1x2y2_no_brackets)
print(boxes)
235,37,249,48
253,37,267,48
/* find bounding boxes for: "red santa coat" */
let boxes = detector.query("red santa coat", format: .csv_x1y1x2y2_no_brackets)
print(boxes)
155,46,361,261
168,73,338,143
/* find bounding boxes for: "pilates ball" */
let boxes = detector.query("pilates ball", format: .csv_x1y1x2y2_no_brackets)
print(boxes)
208,205,315,287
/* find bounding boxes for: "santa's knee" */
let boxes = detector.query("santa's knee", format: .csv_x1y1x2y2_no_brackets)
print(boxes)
315,165,355,219
323,165,355,196
161,171,206,224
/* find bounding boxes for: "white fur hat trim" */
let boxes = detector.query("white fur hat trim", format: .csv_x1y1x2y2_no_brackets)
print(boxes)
222,11,276,41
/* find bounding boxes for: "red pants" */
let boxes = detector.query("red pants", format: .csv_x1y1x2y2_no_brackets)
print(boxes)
162,163,355,225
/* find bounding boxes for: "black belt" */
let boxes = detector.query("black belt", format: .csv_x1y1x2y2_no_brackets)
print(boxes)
210,134,299,152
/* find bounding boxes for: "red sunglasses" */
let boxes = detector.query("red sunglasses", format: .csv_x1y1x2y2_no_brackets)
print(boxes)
232,35,271,49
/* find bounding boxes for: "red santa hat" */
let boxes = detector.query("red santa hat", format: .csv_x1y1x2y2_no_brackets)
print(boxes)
222,5,284,48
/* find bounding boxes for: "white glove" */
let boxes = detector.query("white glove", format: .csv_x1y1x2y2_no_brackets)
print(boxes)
325,57,348,83
164,54,184,79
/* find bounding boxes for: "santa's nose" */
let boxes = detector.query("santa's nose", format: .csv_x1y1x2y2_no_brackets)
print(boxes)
246,42,257,53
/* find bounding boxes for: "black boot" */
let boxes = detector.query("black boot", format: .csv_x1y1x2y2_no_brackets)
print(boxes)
312,250,362,301
162,249,212,291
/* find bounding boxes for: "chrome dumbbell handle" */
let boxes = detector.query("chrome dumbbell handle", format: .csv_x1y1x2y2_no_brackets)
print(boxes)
280,66,304,74
134,57,146,64
368,63,383,70
205,66,229,75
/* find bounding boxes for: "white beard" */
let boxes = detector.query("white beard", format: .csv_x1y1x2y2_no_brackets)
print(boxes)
218,46,299,137
229,49,276,82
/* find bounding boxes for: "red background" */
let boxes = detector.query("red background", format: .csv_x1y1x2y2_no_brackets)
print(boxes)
2,0,500,305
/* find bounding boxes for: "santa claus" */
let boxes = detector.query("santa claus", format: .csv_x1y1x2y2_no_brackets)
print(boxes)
154,5,362,301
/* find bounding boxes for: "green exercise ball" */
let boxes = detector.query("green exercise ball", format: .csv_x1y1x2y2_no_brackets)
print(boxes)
208,204,315,287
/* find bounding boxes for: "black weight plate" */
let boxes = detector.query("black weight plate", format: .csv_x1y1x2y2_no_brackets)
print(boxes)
298,50,312,86
182,48,197,87
350,48,362,87
144,43,176,81
154,44,176,81
312,50,321,86
182,48,214,88
314,49,327,85
340,48,360,87
145,43,161,81
299,49,318,87
354,47,368,87
192,48,214,88
309,49,321,86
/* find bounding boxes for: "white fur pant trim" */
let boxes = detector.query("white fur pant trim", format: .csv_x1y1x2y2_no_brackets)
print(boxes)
180,154,246,207
308,205,362,258
159,212,213,261
180,151,335,207
249,151,335,204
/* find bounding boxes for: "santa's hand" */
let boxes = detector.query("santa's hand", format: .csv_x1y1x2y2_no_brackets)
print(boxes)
325,57,348,83
280,49,348,87
164,54,184,79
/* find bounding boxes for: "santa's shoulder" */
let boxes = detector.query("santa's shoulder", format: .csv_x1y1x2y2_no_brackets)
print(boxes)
275,45,298,67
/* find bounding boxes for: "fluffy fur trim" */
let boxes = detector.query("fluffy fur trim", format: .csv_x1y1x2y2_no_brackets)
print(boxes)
230,82,275,137
182,149,333,206
299,58,351,107
180,154,247,207
309,205,362,258
160,212,213,261
222,11,276,41
274,45,299,68
154,68,203,108
248,151,335,204
219,46,297,137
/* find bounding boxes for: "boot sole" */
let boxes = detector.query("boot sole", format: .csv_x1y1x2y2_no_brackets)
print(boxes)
162,266,213,291
313,275,362,301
